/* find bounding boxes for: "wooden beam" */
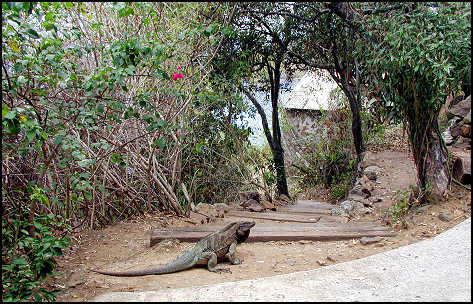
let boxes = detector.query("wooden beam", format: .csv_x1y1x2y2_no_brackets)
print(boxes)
149,222,394,246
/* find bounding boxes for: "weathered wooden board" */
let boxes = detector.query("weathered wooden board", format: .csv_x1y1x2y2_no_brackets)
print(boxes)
152,222,391,233
226,210,323,223
150,200,395,246
149,222,394,246
280,200,335,211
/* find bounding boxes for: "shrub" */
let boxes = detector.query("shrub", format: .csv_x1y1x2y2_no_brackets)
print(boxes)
2,200,71,302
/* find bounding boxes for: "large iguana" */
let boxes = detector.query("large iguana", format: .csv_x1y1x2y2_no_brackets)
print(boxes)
90,221,255,277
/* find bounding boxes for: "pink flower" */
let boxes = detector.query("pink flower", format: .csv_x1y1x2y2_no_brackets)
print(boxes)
172,72,184,81
172,65,184,81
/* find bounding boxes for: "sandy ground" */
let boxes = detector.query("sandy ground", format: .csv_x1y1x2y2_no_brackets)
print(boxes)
52,129,471,302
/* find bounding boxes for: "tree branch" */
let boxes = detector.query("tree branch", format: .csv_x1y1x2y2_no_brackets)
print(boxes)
239,85,274,150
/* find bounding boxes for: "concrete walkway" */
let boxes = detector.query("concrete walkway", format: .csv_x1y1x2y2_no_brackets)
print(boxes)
92,217,471,302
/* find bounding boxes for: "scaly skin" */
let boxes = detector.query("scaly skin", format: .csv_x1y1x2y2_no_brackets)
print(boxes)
90,221,255,277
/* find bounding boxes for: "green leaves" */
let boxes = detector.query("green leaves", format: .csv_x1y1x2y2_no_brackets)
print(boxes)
2,210,71,301
110,153,126,167
358,2,471,119
26,28,40,39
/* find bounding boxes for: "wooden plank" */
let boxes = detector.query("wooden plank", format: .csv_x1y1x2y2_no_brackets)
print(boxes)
276,200,334,215
226,210,322,223
149,222,394,246
246,230,395,242
152,222,390,233
150,229,395,246
266,200,335,216
274,208,332,215
286,200,335,210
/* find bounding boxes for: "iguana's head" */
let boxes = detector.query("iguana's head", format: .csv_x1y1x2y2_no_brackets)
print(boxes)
236,221,255,243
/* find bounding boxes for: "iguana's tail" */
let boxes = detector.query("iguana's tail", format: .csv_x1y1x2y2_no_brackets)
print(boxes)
90,250,197,277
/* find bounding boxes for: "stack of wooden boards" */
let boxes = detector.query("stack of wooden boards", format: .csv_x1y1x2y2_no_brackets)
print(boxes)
149,200,395,246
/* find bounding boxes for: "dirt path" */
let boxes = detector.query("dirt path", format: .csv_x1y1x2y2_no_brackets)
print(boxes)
53,132,471,302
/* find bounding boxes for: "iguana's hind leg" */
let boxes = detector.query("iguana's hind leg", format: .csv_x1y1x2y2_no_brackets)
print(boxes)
202,252,231,273
225,242,242,265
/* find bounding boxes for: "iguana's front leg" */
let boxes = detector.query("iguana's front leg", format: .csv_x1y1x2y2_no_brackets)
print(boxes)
201,252,231,273
225,242,242,265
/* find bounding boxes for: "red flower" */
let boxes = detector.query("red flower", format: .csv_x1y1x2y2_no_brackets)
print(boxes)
172,65,184,80
172,72,184,81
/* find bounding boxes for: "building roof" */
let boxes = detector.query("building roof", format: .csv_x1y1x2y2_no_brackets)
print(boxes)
283,71,340,111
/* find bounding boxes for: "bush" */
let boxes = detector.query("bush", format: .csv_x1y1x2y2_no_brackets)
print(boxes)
285,86,385,200
2,202,71,302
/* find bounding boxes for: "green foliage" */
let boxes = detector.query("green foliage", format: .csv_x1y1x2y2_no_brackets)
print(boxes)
360,3,471,120
357,2,471,193
2,201,71,302
286,88,355,200
384,184,431,226
2,1,250,225
386,187,413,224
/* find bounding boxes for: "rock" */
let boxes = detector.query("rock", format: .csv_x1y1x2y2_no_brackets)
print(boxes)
248,204,264,212
317,260,327,266
450,94,465,107
298,240,312,244
287,258,296,266
331,200,371,218
415,205,430,215
195,203,218,217
362,199,373,208
438,213,452,222
463,109,471,124
326,256,336,262
443,116,463,144
214,203,230,213
261,200,276,211
240,199,258,208
240,199,265,212
347,192,366,203
66,272,85,288
360,151,377,169
442,129,455,146
340,200,354,213
369,197,382,204
239,191,260,202
461,124,471,138
279,194,291,203
360,236,381,245
212,203,228,218
330,206,346,217
452,155,471,185
363,165,383,181
350,184,370,199
447,95,471,120
360,175,374,192
450,122,464,138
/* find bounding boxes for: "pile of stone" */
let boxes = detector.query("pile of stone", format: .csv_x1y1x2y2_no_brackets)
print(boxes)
442,95,471,146
239,191,277,212
331,162,383,218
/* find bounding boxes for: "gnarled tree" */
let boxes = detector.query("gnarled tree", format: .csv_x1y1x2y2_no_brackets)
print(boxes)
355,2,471,201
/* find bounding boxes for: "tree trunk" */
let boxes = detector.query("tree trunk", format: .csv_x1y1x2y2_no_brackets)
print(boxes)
329,66,365,162
272,140,289,197
268,60,290,197
239,59,290,198
409,118,450,202
345,89,364,161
